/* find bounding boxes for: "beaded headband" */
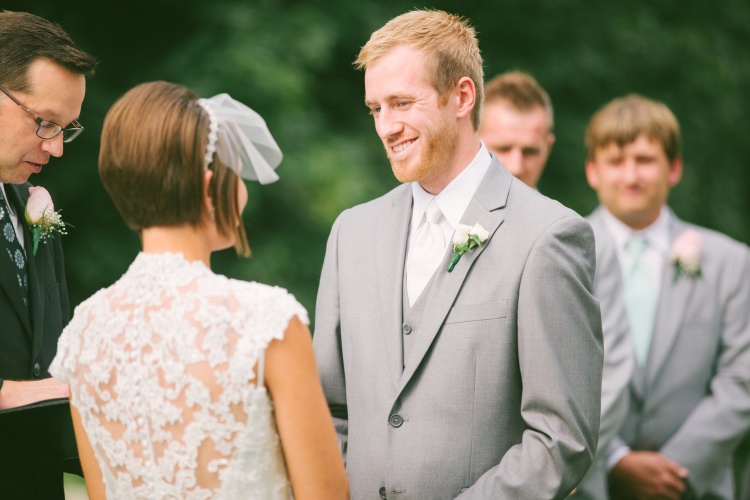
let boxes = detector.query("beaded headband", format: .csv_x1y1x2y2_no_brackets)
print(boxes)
196,94,282,184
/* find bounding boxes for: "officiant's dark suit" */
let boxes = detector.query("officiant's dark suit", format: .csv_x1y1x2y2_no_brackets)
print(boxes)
0,183,69,381
0,10,97,499
0,182,73,498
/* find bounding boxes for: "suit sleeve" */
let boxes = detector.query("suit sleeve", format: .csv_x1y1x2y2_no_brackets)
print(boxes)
460,215,604,499
312,213,349,460
660,246,750,496
593,248,633,463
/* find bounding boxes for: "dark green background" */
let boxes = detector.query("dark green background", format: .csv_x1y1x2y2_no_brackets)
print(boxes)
3,0,749,319
4,0,749,490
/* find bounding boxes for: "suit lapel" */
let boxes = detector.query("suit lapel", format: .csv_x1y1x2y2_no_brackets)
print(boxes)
376,185,412,391
646,216,697,383
397,160,509,394
1,184,33,337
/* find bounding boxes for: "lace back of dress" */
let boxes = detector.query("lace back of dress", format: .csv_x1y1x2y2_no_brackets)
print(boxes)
58,254,293,499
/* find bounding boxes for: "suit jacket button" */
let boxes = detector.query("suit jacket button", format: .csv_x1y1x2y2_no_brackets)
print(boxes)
389,414,403,427
402,324,412,335
33,362,41,377
379,486,387,499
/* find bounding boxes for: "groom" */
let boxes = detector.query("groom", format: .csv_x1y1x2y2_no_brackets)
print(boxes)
313,9,604,499
0,10,96,499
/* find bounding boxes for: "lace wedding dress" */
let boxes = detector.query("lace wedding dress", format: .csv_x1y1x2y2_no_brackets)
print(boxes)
50,252,308,499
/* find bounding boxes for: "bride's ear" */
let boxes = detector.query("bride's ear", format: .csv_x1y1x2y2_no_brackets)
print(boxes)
202,169,215,221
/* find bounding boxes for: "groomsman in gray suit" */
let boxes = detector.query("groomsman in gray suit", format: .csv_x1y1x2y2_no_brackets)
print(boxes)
313,9,604,499
477,74,634,500
584,94,750,500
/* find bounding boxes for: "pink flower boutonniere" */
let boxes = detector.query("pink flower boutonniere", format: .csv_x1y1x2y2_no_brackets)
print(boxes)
25,186,70,256
670,229,703,281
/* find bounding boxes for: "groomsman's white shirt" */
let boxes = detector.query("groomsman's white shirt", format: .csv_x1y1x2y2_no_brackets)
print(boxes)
600,205,671,469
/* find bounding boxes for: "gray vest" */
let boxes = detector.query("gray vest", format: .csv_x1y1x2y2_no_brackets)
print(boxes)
401,268,436,370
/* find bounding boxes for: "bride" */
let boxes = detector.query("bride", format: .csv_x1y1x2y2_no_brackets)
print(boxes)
49,81,348,499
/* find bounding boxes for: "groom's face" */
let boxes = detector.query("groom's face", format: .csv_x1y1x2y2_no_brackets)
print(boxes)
364,45,458,190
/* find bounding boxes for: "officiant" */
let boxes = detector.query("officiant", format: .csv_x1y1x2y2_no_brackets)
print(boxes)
0,10,96,499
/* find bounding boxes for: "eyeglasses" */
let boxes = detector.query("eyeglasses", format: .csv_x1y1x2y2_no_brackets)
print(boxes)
0,85,84,143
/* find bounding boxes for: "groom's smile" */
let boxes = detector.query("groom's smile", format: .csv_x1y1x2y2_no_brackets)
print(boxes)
364,45,460,193
391,139,415,154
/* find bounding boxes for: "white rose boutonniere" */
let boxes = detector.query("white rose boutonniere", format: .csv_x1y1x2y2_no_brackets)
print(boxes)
448,223,489,272
25,186,70,256
670,229,703,281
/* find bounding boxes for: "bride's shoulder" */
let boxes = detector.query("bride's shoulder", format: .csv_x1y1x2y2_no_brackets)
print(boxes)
227,279,309,327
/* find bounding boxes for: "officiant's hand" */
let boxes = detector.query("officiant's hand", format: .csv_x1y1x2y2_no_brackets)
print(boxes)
0,378,69,411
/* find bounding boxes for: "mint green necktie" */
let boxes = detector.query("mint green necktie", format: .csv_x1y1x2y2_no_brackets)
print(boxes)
624,236,658,365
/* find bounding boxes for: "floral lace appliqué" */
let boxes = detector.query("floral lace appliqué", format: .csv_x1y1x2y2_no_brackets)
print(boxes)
50,252,308,499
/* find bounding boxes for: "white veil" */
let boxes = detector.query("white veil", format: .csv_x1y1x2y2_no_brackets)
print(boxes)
197,94,282,184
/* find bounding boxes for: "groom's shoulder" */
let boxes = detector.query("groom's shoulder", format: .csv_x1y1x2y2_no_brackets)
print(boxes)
336,183,409,222
509,180,587,230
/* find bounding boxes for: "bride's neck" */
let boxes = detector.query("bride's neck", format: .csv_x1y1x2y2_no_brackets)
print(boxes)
141,225,212,267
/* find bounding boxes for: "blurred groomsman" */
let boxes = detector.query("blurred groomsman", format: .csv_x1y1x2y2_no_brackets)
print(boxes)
478,71,555,189
479,72,634,499
584,94,750,500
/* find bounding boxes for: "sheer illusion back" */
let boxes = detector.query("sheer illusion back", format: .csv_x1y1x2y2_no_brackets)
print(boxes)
50,253,308,499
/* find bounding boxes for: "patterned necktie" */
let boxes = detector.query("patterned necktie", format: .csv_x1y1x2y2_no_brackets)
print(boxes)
0,188,29,309
407,199,445,306
624,235,657,365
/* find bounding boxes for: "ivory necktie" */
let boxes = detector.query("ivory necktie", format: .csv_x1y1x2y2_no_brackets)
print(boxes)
407,200,445,306
0,189,29,310
624,235,657,365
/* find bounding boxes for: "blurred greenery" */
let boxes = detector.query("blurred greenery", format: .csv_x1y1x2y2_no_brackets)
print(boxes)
2,0,749,322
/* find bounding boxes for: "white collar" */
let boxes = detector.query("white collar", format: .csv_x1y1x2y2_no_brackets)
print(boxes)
0,182,16,214
410,142,491,230
601,206,672,256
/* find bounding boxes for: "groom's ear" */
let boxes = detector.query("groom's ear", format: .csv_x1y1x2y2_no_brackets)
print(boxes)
202,169,215,217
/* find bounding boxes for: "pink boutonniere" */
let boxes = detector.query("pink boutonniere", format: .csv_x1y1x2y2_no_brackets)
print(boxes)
24,186,70,256
670,229,703,281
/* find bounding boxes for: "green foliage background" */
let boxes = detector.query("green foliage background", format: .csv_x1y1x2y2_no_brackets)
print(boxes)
3,0,749,320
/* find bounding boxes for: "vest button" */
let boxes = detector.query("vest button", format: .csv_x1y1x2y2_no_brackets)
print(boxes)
379,486,387,499
402,324,412,335
389,414,404,427
33,362,41,377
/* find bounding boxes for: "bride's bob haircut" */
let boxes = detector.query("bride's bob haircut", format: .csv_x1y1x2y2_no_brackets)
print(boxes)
99,81,249,256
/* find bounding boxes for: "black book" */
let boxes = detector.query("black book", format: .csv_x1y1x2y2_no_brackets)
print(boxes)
0,397,82,476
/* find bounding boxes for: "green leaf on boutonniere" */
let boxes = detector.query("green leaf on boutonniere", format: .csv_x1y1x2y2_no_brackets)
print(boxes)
447,252,462,272
447,223,490,272
31,226,41,257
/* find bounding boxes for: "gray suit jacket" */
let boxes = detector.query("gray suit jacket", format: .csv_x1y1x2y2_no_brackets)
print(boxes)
588,206,750,499
314,159,603,499
575,210,635,500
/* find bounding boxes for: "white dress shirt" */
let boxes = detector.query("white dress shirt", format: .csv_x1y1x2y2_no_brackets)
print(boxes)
601,205,672,469
408,142,491,254
601,206,672,302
